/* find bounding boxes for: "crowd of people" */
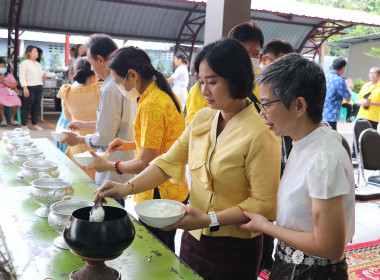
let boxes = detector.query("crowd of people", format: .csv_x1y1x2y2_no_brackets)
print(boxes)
2,18,380,280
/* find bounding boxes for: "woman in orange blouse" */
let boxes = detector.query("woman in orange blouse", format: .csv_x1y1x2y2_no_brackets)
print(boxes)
88,47,189,251
58,58,101,179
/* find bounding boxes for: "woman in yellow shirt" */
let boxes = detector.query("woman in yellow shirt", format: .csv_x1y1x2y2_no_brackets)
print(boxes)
57,58,101,179
94,39,281,280
88,47,189,251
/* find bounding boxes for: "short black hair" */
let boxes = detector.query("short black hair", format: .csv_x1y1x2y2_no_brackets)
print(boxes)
262,39,295,57
256,53,326,123
194,38,253,100
332,57,347,71
228,22,264,48
87,34,117,61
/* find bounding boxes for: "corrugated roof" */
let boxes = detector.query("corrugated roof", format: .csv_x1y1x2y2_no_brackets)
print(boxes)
1,0,380,53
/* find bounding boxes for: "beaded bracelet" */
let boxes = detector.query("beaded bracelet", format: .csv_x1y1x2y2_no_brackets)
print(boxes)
127,180,134,195
114,160,123,175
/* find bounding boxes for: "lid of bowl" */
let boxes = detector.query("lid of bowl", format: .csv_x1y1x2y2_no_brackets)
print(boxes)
32,178,72,188
24,159,58,169
8,137,33,144
3,128,29,137
13,147,42,156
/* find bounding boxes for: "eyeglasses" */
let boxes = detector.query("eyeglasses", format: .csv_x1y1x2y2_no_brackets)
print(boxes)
255,99,281,114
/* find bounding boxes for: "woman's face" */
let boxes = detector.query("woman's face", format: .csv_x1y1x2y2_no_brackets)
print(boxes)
174,56,181,66
111,69,136,91
259,83,296,137
29,48,39,60
198,60,235,111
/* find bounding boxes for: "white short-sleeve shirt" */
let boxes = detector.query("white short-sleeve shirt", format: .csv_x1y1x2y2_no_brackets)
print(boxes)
276,126,355,245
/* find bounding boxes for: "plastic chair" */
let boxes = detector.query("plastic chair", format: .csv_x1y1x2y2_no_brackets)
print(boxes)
0,106,21,124
359,128,380,186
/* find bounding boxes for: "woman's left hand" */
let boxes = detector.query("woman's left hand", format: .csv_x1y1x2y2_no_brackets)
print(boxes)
87,150,114,172
238,211,269,233
162,205,210,232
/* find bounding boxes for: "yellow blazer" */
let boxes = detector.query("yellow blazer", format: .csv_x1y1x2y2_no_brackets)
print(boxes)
151,105,281,240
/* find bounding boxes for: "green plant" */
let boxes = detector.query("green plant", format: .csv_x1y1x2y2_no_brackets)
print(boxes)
49,49,63,73
363,47,380,60
352,78,367,93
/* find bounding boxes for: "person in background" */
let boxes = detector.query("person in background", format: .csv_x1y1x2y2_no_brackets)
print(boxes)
67,46,77,83
185,21,265,125
87,46,188,251
322,57,351,130
19,45,45,131
341,78,359,122
167,52,189,111
61,34,137,207
93,38,281,280
260,39,295,70
355,67,380,130
0,59,21,126
241,53,355,279
188,66,197,89
36,48,44,63
57,58,101,180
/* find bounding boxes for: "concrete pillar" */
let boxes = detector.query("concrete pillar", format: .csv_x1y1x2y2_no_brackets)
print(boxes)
204,0,251,44
65,35,70,66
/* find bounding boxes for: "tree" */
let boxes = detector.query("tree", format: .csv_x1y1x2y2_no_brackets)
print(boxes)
49,49,63,73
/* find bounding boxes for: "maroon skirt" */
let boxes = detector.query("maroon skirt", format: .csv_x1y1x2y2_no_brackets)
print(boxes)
180,231,263,280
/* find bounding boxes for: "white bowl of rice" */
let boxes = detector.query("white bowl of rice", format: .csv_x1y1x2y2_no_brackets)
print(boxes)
135,199,185,228
73,151,108,167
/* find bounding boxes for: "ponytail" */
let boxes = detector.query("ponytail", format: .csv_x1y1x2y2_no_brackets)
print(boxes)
154,70,181,113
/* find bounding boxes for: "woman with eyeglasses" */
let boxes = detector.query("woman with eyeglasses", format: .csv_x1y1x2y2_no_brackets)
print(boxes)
240,53,355,279
93,38,281,279
88,46,189,252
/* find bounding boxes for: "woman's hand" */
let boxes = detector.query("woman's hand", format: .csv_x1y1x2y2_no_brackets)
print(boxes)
238,211,269,233
87,150,114,172
93,180,130,204
106,138,136,153
61,131,84,146
162,205,210,232
23,87,29,98
0,74,4,83
66,120,87,131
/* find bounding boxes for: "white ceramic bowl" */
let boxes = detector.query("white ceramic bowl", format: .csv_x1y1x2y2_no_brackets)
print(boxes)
357,99,367,105
51,131,68,142
73,151,108,167
135,199,185,228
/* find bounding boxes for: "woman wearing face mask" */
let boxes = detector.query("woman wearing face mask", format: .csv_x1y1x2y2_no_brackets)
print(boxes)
167,52,189,110
185,21,264,125
0,59,21,126
88,46,189,252
19,45,44,131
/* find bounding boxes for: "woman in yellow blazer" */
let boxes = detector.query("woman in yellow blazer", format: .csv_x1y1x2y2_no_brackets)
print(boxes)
94,39,281,280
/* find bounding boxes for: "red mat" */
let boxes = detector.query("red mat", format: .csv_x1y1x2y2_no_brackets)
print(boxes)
259,239,380,280
346,239,380,279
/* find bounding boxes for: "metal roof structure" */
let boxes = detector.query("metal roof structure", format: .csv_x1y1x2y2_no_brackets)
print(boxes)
333,33,380,48
2,0,380,76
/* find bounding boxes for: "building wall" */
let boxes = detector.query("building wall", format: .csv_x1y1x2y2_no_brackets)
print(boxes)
347,40,380,80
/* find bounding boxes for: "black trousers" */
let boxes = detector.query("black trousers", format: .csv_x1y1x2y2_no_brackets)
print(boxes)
21,85,43,125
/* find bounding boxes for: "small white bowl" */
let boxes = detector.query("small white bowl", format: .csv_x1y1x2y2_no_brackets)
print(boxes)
135,199,185,228
73,151,108,167
357,99,367,105
51,131,68,142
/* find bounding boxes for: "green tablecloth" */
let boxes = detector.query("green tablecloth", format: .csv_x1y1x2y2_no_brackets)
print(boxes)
0,138,201,280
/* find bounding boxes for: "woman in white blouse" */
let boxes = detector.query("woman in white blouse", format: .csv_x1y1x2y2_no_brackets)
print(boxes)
167,52,189,110
19,45,44,131
240,53,355,279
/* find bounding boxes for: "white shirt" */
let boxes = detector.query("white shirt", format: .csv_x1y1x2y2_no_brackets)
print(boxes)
172,64,189,90
276,126,355,245
84,74,137,186
19,59,43,87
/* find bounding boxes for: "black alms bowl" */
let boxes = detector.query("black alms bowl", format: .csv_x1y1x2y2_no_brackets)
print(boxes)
63,206,135,258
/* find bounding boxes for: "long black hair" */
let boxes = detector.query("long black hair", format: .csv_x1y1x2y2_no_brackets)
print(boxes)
108,47,181,113
73,58,95,84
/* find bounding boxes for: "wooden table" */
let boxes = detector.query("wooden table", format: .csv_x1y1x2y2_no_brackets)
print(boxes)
0,138,201,280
